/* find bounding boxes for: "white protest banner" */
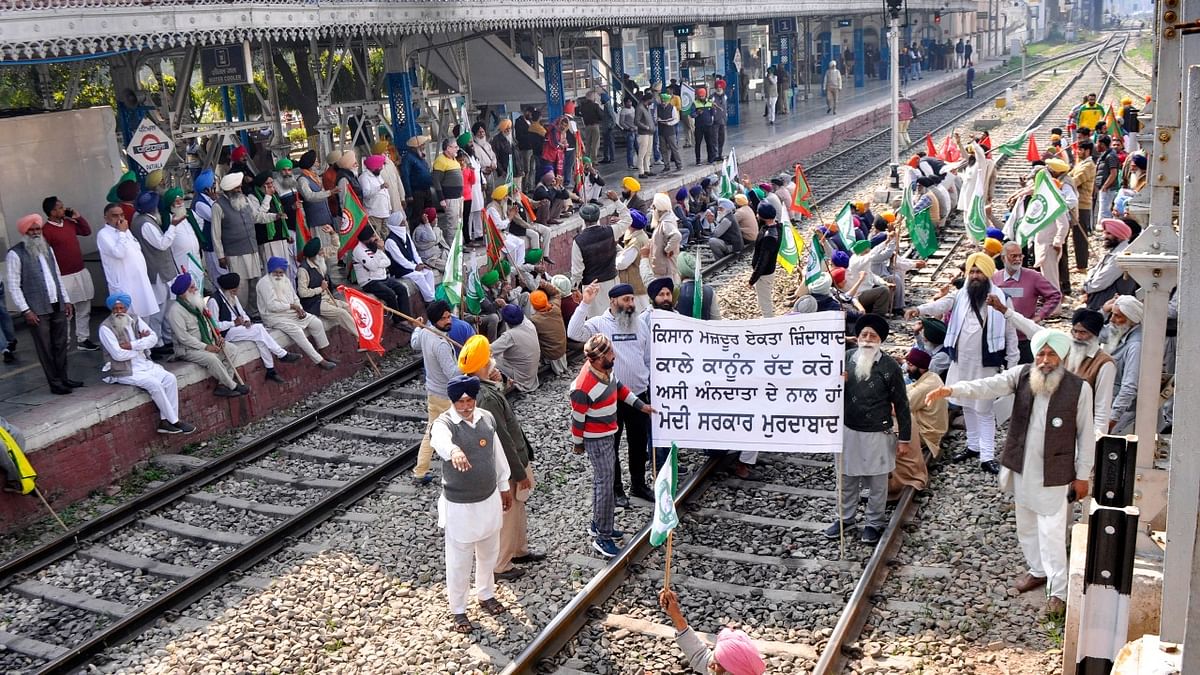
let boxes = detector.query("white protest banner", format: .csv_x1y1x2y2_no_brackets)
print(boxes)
649,310,845,454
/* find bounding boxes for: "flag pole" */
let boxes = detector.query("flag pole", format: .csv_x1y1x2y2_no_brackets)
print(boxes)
835,453,845,560
663,530,674,591
33,487,69,533
379,305,463,349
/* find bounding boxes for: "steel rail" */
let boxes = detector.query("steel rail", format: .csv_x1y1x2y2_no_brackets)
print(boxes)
810,32,1131,675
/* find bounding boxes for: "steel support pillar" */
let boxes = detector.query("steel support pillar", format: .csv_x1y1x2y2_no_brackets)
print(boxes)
853,19,865,88
1077,503,1139,673
609,30,625,101
263,41,285,154
384,40,419,152
722,24,740,126
649,28,666,89
678,33,690,83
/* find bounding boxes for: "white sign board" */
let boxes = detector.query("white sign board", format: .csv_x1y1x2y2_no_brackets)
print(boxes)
649,310,845,454
125,118,175,172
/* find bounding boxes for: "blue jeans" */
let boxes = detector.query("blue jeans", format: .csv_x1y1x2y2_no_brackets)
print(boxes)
0,282,16,345
624,130,637,167
603,128,615,163
564,148,576,187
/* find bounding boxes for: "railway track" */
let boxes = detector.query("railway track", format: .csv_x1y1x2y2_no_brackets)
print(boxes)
0,359,436,674
501,33,1139,675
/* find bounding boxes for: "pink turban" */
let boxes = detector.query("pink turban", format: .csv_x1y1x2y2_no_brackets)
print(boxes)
713,628,765,675
363,154,387,172
1101,218,1132,241
15,213,42,235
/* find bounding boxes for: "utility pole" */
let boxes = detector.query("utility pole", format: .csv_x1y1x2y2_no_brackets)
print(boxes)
887,0,903,188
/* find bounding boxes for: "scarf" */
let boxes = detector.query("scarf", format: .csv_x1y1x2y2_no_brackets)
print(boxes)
181,301,216,345
255,188,288,240
944,283,1008,360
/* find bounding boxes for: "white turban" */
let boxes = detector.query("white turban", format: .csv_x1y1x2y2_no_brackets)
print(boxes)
652,192,671,213
220,172,244,192
1114,296,1144,324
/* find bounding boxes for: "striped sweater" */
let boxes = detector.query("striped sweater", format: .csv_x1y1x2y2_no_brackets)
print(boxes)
570,365,645,442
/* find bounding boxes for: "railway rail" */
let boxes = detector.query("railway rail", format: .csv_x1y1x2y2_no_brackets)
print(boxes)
502,32,1137,675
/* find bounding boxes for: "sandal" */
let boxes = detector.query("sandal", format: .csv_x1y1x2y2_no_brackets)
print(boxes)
479,597,507,616
452,613,475,633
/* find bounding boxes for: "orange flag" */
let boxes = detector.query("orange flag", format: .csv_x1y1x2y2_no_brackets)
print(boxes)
1026,134,1040,163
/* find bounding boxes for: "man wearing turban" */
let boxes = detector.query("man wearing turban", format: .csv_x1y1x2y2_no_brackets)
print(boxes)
429,373,514,633
97,202,167,350
212,170,275,318
208,272,302,384
293,238,357,336
527,284,569,375
99,292,196,434
456,336,544,582
906,253,1019,473
165,273,246,396
649,193,683,284
130,190,182,345
570,203,621,320
927,327,1094,618
7,214,80,394
255,257,337,370
659,589,765,675
1082,218,1136,311
748,202,781,318
490,303,541,392
1102,295,1144,434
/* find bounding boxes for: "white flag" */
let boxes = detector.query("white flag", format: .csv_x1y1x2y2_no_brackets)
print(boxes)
1016,170,1068,247
649,444,679,547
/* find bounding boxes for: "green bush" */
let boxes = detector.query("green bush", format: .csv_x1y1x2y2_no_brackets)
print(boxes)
287,128,308,145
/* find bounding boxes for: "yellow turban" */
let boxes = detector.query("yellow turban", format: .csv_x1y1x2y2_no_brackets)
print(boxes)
1044,158,1070,175
734,194,749,206
983,237,1003,256
457,335,491,375
371,139,391,155
880,209,896,223
965,251,996,278
622,176,641,192
492,184,510,201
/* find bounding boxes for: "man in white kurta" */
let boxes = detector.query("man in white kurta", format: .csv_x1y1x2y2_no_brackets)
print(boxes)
430,375,513,632
383,211,437,302
907,253,1018,473
1032,163,1075,292
207,272,300,382
97,203,164,345
927,329,1093,616
255,257,336,369
98,293,195,435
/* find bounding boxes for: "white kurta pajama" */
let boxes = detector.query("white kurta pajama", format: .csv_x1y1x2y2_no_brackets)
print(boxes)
383,217,438,302
431,407,511,615
255,275,330,363
917,288,1019,461
97,225,164,343
951,368,1094,600
206,293,289,369
99,319,180,423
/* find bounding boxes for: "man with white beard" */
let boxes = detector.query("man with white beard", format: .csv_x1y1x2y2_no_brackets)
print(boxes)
990,297,1115,438
383,210,437,302
99,293,196,435
208,273,302,384
159,188,205,290
826,314,912,546
130,190,179,346
926,328,1094,618
7,214,80,394
568,282,653,505
1102,295,1144,434
212,172,272,318
255,257,338,370
165,273,247,397
906,253,1019,473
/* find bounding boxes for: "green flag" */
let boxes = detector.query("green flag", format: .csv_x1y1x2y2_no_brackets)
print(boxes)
336,187,370,259
909,208,939,258
898,179,916,224
719,148,740,198
776,221,801,273
691,256,703,319
992,128,1034,158
464,268,485,314
649,444,679,547
1016,170,1069,247
835,203,856,243
439,223,466,306
803,234,824,285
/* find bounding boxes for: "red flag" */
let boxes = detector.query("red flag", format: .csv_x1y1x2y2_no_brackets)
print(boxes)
925,133,940,159
336,186,370,260
293,201,312,249
482,209,507,272
337,285,386,354
518,192,540,223
940,135,961,162
790,163,813,215
1026,133,1040,162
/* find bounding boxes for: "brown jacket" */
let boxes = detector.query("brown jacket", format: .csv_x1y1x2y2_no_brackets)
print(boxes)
530,293,567,360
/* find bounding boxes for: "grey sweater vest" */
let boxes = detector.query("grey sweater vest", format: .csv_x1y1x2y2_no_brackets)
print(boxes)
131,214,179,284
441,412,498,504
10,243,64,315
215,195,258,257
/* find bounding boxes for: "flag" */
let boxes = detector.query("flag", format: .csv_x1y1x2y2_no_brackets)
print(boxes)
898,175,916,224
776,221,801,273
680,83,696,114
573,129,586,193
464,268,486,314
293,203,313,251
1104,104,1123,136
440,222,466,306
185,252,207,295
507,154,516,197
803,234,824,285
908,207,939,258
1026,133,1040,162
691,256,703,319
458,98,471,136
483,209,507,272
940,135,961,162
338,285,386,354
1016,170,1068,247
925,133,939,159
835,202,856,243
336,186,370,259
965,145,990,242
719,149,740,198
518,191,539,223
649,444,680,547
790,164,813,216
992,128,1036,157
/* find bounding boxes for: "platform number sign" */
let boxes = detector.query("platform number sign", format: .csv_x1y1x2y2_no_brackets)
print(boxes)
774,18,796,35
125,118,175,172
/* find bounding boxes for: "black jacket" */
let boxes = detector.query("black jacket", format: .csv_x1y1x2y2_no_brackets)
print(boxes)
749,223,781,285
